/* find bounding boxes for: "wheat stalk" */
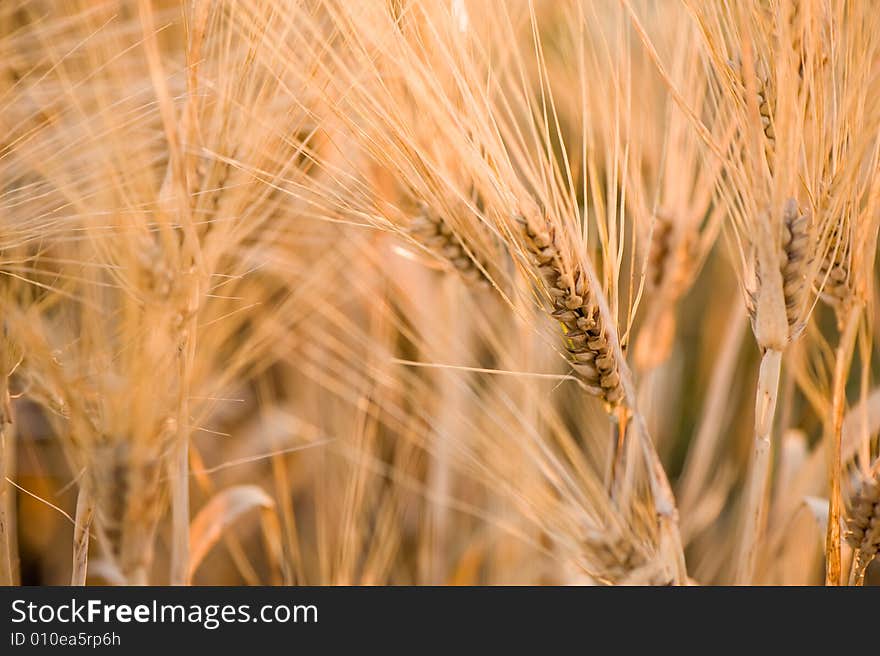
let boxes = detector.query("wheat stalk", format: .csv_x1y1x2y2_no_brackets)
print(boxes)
0,324,17,585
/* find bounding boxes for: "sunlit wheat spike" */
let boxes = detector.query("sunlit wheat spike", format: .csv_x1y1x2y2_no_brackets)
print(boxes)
780,198,809,335
817,216,852,308
583,532,669,586
409,200,490,286
846,474,880,577
516,210,623,407
741,198,813,348
646,214,674,290
645,211,698,304
728,55,775,167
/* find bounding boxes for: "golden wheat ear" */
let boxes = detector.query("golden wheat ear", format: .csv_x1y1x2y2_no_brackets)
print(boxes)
634,211,700,372
780,199,811,338
515,210,623,407
407,198,495,287
846,474,880,584
736,197,812,584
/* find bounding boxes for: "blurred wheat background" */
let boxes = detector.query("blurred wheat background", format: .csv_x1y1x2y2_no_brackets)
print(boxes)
1,0,879,586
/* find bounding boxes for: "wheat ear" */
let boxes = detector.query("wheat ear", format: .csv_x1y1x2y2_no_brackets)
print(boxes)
730,57,776,169
410,200,491,286
737,199,807,583
635,211,697,371
846,473,880,585
817,207,852,310
584,530,669,586
515,206,686,583
515,214,624,406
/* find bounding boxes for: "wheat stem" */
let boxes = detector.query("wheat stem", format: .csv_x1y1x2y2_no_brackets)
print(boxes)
0,333,17,585
736,348,782,584
170,439,190,586
0,422,15,585
71,478,94,586
170,328,197,585
825,304,861,585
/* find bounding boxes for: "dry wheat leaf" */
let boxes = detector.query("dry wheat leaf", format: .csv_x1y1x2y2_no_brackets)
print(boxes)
189,485,276,578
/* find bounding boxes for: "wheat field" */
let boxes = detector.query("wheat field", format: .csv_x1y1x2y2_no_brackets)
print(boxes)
1,0,879,587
